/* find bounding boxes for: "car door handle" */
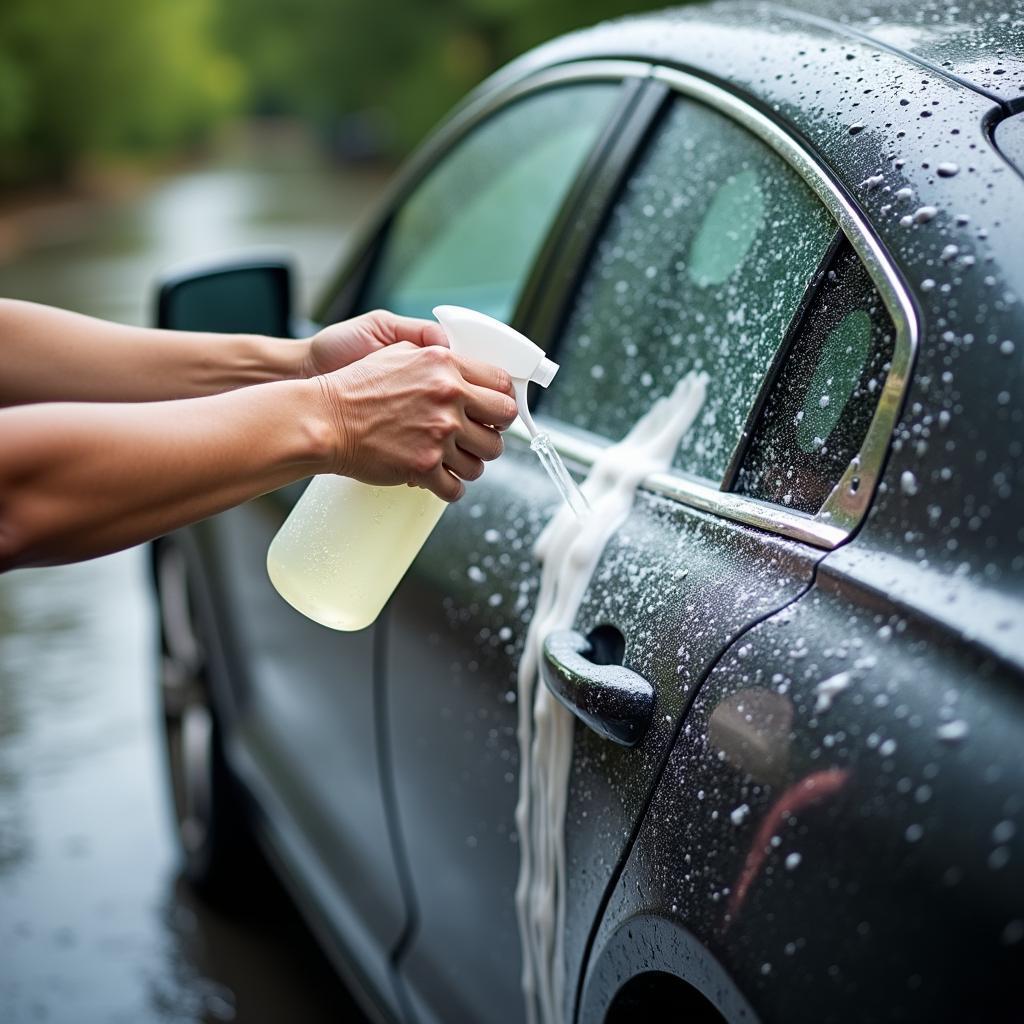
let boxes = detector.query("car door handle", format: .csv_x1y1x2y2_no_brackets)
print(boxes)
540,629,655,747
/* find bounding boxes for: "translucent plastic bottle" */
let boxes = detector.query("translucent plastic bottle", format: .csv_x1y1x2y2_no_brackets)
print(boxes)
266,305,558,631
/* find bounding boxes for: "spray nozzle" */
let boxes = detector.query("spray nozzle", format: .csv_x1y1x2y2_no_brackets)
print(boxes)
433,305,558,437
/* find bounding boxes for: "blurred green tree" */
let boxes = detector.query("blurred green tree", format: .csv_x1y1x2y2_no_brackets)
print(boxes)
218,0,667,155
0,0,242,186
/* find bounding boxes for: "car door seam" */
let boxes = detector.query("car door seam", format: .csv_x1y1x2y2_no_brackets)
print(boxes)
572,551,827,1023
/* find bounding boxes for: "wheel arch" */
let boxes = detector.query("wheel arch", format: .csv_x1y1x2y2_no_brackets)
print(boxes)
579,914,758,1024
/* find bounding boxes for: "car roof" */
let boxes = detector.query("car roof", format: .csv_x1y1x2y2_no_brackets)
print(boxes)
488,0,1024,109
770,0,1024,105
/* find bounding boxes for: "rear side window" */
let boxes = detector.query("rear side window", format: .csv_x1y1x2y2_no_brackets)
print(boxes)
734,241,896,513
539,96,837,483
361,84,619,322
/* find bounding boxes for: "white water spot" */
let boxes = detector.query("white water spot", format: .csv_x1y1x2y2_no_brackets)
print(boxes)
879,738,897,757
937,162,959,178
900,471,918,496
814,671,852,714
860,174,884,190
467,565,486,583
993,820,1016,844
730,803,750,826
905,823,924,843
484,528,502,543
516,373,708,1024
913,205,939,224
785,852,802,870
936,719,969,742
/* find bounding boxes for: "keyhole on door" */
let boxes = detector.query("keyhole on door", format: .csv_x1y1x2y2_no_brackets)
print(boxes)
585,624,626,667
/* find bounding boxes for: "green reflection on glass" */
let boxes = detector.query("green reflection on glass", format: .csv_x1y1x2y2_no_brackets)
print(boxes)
688,168,764,287
797,308,872,453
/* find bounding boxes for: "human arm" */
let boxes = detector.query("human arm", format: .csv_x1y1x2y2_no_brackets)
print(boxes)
0,299,447,406
0,343,516,570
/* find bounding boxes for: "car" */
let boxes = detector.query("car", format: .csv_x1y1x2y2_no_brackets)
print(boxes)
150,2,1024,1022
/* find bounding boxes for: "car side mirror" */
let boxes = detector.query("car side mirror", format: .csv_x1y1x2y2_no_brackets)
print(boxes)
155,257,294,335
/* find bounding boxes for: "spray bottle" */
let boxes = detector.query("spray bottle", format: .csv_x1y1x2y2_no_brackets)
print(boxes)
266,305,560,631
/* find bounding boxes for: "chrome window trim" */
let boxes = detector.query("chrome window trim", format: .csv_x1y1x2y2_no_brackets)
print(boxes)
326,56,916,551
506,62,916,551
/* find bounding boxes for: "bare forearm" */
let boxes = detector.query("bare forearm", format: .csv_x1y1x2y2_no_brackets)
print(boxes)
0,299,309,405
0,379,332,569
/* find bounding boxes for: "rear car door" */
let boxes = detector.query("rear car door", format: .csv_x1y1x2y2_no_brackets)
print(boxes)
377,70,885,1024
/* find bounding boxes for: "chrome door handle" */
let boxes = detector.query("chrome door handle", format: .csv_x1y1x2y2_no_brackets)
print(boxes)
540,629,654,747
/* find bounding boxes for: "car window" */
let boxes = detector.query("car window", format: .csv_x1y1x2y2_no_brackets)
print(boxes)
361,83,620,322
538,96,837,483
733,241,896,513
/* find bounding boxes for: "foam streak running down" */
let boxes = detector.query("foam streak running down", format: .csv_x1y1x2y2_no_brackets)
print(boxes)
514,372,708,1024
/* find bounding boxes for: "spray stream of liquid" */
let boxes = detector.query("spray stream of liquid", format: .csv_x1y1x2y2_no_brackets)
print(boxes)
514,372,708,1024
530,433,590,520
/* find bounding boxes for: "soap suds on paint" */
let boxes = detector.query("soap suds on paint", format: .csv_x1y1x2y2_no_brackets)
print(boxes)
515,372,707,1024
813,670,852,714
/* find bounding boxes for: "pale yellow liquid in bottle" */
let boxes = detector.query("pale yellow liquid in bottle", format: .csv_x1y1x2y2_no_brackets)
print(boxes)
266,475,446,631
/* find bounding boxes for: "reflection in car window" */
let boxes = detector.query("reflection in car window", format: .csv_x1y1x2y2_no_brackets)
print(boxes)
361,84,619,322
539,97,837,483
734,242,896,514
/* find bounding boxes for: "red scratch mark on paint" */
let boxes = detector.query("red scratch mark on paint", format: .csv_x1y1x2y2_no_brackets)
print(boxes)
724,767,850,928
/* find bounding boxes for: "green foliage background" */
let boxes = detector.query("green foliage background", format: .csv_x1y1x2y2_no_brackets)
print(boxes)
0,0,666,188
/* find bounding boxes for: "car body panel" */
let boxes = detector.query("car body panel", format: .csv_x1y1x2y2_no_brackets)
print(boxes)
191,500,409,1015
583,566,1024,1022
385,440,823,1022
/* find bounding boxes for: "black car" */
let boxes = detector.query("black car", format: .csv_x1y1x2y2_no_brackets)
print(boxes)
151,2,1024,1021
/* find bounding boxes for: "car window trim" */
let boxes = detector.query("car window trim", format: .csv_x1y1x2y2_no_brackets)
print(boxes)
506,62,917,552
316,56,917,552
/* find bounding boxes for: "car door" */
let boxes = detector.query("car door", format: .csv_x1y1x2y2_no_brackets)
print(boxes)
194,69,625,1011
379,72,869,1024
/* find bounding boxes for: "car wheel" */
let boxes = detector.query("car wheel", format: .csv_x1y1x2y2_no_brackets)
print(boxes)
155,539,259,901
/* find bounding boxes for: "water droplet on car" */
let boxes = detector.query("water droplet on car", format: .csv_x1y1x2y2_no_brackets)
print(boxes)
730,803,750,826
936,718,969,742
937,162,959,177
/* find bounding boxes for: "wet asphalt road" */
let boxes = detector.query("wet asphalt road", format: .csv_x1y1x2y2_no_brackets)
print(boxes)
0,127,384,1023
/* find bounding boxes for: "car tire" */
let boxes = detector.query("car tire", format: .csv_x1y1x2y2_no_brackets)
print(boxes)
154,538,260,903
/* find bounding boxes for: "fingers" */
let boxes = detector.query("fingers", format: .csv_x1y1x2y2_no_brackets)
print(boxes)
463,381,518,430
364,309,448,349
456,418,504,462
453,354,514,396
443,444,486,482
423,464,465,503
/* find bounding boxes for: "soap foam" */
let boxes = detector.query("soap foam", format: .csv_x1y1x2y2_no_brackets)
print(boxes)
515,372,708,1024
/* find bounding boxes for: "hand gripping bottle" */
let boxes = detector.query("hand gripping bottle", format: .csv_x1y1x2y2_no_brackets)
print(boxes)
266,305,558,631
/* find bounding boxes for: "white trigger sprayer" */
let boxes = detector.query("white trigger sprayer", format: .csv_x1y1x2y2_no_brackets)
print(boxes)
266,305,587,632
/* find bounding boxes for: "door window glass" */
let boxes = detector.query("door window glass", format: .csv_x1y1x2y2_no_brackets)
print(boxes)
734,241,896,513
361,84,619,322
539,97,837,482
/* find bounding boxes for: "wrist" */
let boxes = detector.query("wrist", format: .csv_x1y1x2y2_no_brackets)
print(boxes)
309,372,356,476
278,377,340,474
